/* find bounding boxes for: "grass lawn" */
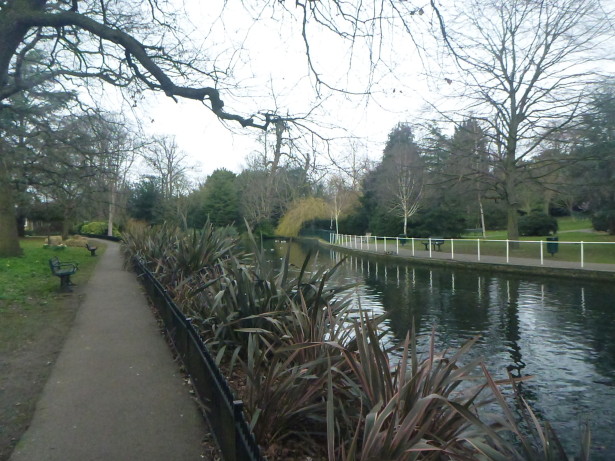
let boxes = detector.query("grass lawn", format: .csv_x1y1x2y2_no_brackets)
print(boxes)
458,217,615,264
0,237,104,328
0,237,104,460
556,216,593,231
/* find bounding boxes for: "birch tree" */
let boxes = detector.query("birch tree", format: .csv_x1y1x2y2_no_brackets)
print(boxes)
375,123,425,236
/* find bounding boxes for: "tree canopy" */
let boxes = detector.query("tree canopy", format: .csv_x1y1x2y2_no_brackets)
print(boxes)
0,0,444,256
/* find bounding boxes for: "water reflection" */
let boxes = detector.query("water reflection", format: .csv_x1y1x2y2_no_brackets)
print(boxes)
263,239,615,458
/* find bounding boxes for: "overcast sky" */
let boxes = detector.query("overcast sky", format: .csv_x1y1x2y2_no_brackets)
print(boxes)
126,0,450,179
121,0,614,181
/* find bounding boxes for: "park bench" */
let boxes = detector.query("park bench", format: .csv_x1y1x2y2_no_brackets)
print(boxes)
85,242,98,256
49,257,79,292
421,237,445,251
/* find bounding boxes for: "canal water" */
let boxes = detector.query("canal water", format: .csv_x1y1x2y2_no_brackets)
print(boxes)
265,239,615,459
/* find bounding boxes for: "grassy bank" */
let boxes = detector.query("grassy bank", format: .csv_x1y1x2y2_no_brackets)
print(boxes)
470,217,615,264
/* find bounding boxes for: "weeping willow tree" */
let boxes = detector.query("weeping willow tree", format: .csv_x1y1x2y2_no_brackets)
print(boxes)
275,197,328,237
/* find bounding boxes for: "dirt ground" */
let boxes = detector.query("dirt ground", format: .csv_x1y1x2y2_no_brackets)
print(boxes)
0,294,81,461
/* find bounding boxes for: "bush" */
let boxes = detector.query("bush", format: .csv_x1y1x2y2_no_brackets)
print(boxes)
252,220,276,238
592,209,615,234
518,213,558,236
124,225,590,460
79,221,121,237
408,206,468,238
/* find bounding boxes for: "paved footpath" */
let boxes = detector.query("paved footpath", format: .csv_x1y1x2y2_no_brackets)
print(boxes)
10,241,209,461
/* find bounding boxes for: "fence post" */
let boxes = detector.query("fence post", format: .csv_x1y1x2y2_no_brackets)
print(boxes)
506,240,509,263
412,238,415,256
477,239,481,261
581,241,585,268
540,240,544,265
233,400,244,461
375,236,378,252
396,238,399,254
428,237,432,258
384,237,387,253
451,239,454,260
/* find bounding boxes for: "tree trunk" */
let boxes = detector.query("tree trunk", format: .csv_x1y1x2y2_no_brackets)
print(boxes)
0,158,22,257
61,219,70,240
108,181,116,236
61,201,77,240
403,215,408,236
16,213,26,237
504,137,520,248
478,194,486,238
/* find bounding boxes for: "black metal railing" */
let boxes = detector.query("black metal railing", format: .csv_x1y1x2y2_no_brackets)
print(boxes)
133,258,264,461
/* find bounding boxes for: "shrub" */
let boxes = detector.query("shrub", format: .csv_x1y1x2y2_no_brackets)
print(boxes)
64,235,88,247
409,206,468,238
592,209,615,234
123,222,591,460
518,213,558,236
80,221,121,237
252,220,276,238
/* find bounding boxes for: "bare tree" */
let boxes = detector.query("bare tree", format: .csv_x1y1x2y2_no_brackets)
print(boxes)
237,169,274,230
86,113,138,236
21,111,114,238
442,0,612,242
142,136,189,201
388,151,425,236
239,118,324,230
327,139,373,192
326,175,359,234
0,0,442,256
378,123,425,236
140,135,192,226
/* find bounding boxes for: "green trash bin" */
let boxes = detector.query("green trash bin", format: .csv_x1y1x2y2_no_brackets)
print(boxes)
546,236,559,256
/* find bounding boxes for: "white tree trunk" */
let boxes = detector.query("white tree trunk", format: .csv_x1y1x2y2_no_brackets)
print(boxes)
479,194,486,238
107,181,116,237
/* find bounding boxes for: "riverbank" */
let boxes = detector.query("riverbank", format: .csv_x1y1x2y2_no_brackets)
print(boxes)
277,238,615,459
310,238,615,282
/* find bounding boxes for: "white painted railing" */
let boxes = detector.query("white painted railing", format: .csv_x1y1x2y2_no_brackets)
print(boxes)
328,233,615,269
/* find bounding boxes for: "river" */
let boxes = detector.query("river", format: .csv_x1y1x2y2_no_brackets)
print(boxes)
264,238,615,459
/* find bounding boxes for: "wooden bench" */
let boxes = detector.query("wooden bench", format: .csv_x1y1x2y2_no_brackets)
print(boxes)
420,237,445,251
85,242,98,256
49,257,79,292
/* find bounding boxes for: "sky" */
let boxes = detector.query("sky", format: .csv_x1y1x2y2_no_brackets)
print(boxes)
128,0,449,179
123,0,614,181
